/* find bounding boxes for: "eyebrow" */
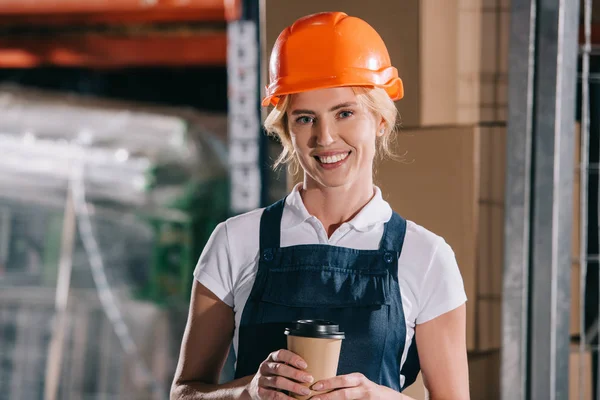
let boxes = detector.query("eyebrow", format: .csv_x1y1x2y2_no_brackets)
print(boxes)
290,101,358,115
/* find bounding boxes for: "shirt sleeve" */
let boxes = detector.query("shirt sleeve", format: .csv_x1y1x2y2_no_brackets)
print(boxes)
415,238,468,324
193,221,235,307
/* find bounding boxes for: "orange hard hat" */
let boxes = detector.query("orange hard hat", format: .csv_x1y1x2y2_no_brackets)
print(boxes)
262,11,403,107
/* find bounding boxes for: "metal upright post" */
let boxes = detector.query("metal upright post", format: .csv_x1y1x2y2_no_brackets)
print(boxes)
502,0,536,398
529,1,580,398
503,1,580,399
221,0,266,382
228,0,265,215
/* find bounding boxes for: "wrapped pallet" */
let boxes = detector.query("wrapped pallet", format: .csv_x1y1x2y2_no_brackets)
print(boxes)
0,85,229,399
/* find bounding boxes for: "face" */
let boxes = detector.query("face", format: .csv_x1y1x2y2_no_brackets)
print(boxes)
287,87,384,190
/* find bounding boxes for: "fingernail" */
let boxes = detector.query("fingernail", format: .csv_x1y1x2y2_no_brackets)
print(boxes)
297,361,308,369
301,388,311,395
312,383,323,390
303,375,314,383
313,397,321,400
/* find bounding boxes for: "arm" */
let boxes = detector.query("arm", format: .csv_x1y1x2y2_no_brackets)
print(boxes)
416,304,470,400
170,281,312,400
170,280,251,400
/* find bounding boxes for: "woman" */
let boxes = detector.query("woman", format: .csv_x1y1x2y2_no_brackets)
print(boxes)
171,11,469,400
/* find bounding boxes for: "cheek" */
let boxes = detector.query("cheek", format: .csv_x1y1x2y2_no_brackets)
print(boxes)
290,129,312,151
344,117,378,147
350,130,378,152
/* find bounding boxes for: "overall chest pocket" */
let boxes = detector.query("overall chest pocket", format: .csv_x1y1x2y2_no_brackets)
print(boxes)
257,265,391,308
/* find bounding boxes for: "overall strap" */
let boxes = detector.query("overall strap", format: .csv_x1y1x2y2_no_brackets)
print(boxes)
379,212,407,253
259,197,286,251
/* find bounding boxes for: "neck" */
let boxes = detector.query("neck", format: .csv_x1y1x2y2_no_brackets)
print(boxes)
300,175,375,237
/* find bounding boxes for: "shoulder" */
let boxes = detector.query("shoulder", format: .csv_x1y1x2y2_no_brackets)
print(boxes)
222,207,265,238
397,217,461,288
213,207,265,260
397,218,466,323
400,218,450,264
198,206,266,270
194,207,265,305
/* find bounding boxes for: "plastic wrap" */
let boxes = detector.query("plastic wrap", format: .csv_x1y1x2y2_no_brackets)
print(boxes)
0,85,227,210
0,85,230,399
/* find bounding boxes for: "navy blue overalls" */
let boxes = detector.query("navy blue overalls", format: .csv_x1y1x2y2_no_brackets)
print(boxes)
233,198,420,392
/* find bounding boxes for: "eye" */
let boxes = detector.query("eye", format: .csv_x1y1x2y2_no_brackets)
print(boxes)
338,110,354,119
295,116,314,124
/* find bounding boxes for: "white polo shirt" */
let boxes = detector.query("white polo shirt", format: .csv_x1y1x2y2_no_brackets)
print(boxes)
194,184,467,386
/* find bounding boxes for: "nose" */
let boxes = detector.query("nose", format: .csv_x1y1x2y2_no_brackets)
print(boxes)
314,119,335,147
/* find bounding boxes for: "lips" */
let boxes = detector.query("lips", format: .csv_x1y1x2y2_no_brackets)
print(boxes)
314,151,351,164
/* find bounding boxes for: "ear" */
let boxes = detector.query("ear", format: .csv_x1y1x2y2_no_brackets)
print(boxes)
376,119,386,137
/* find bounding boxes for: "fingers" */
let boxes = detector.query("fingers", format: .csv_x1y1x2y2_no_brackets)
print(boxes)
312,373,364,392
269,349,308,369
260,362,314,384
259,375,312,397
311,387,364,400
256,386,297,400
254,350,313,398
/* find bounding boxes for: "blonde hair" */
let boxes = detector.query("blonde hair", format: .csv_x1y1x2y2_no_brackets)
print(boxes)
263,87,400,175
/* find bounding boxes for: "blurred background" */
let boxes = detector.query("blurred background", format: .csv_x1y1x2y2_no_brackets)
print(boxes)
0,0,591,399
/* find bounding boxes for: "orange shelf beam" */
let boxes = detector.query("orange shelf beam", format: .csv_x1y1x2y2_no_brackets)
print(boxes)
0,0,240,25
0,32,228,68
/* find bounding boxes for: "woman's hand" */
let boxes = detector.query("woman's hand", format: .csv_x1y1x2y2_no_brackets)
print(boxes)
308,373,401,400
245,349,315,400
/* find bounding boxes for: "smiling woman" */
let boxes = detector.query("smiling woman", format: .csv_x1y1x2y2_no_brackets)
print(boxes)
171,11,470,400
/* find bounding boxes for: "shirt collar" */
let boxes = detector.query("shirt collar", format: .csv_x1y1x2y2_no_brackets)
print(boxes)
282,183,313,229
282,183,392,232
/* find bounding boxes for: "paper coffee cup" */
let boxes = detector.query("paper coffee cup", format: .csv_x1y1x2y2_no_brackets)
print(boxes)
284,320,345,400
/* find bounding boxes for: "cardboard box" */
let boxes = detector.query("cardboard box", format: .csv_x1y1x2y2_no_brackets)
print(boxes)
377,125,480,350
467,344,591,400
573,122,582,263
476,204,504,298
477,5,509,123
456,2,482,125
569,344,592,400
402,372,426,400
468,350,500,400
477,124,506,300
476,299,502,351
265,0,478,128
474,125,505,350
571,263,582,337
479,125,507,205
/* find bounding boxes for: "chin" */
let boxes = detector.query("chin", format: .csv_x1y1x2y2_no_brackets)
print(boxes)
302,161,362,189
311,173,357,189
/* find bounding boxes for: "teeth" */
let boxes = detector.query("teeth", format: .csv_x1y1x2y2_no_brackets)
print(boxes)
318,152,349,164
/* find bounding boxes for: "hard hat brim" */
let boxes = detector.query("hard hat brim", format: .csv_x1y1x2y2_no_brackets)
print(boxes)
262,76,404,107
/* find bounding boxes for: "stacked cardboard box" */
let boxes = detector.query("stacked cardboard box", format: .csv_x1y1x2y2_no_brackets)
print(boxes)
378,125,480,351
404,346,592,400
570,344,592,400
401,372,425,399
